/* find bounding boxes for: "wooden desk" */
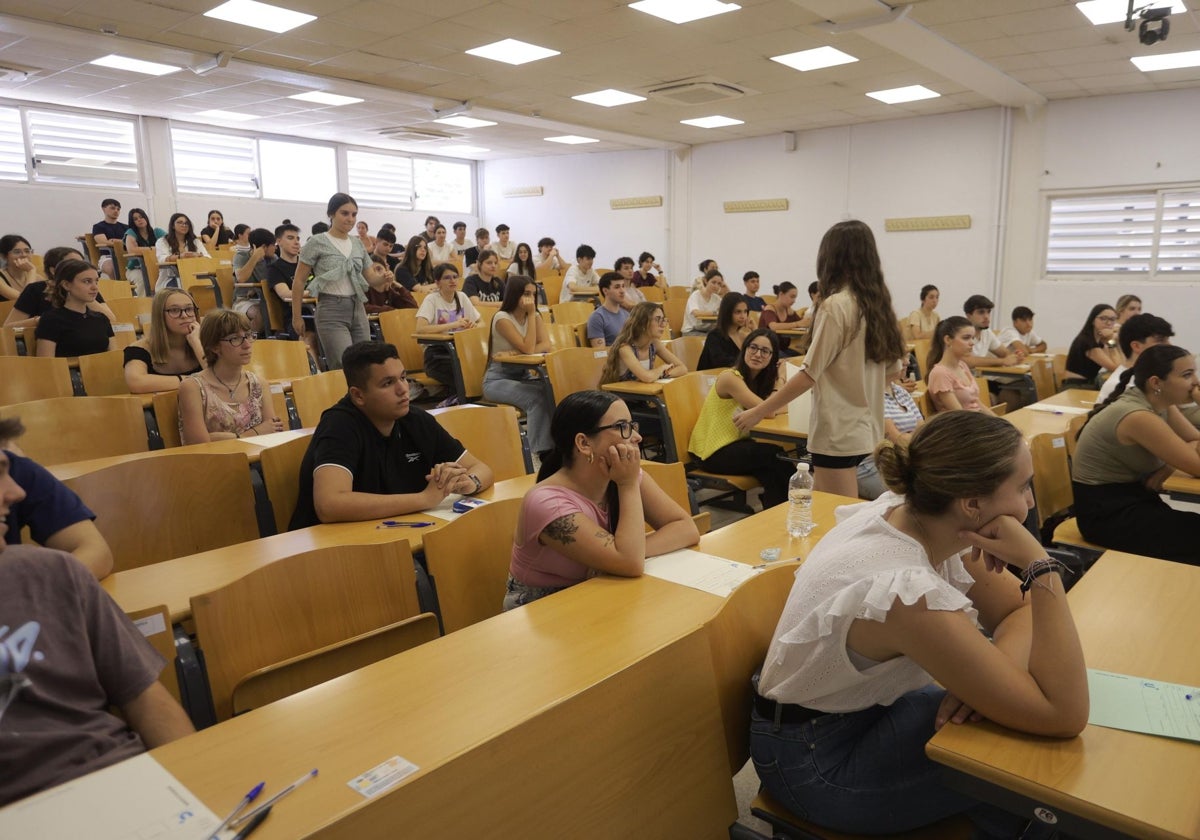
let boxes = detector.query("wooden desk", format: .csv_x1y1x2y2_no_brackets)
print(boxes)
600,379,679,461
103,474,536,622
1037,389,1099,410
150,575,736,839
1163,470,1200,503
928,551,1200,840
699,491,858,561
750,413,805,449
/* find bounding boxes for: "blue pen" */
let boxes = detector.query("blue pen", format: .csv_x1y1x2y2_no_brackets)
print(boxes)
209,781,265,839
378,520,435,528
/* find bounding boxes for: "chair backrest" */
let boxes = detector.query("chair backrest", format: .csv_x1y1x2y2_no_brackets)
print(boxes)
537,267,564,305
659,373,708,464
258,280,286,333
176,257,217,289
545,322,579,350
81,233,101,265
544,346,608,404
663,297,687,337
0,299,16,324
910,338,932,379
378,308,425,374
974,376,997,408
640,459,692,513
290,369,347,428
666,285,690,300
259,433,315,534
422,497,524,633
707,563,800,774
0,395,147,465
641,285,665,303
97,278,132,300
1065,413,1087,460
671,335,705,372
64,451,259,574
136,247,160,286
152,390,182,448
1029,432,1074,526
248,337,311,382
191,541,421,720
125,604,182,704
232,612,440,716
187,284,218,316
0,356,74,403
1030,356,1056,402
213,266,235,309
1051,354,1069,391
549,300,593,325
78,347,131,395
451,325,489,400
106,298,153,332
430,404,528,481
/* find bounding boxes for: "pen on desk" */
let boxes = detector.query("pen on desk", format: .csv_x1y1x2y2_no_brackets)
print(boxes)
230,769,318,830
209,781,264,839
378,520,435,528
231,805,272,840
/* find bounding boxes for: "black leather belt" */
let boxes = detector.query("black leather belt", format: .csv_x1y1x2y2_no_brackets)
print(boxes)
753,694,828,725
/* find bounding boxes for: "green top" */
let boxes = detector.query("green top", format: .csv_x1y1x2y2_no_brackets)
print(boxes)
689,371,748,460
297,232,369,302
1073,386,1165,486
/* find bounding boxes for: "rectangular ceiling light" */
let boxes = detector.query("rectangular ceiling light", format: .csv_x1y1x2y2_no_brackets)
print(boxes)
572,89,648,107
1076,0,1186,25
771,46,858,72
441,145,490,155
204,0,316,33
545,135,599,145
466,39,560,66
90,54,180,76
866,84,940,104
433,116,498,128
196,109,258,121
680,115,744,128
289,91,364,106
629,0,741,24
1131,49,1200,71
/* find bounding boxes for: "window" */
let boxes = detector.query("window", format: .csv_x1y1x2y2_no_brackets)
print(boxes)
0,107,24,182
259,139,336,202
414,158,472,213
1045,189,1200,276
172,127,258,196
347,149,413,210
27,109,139,188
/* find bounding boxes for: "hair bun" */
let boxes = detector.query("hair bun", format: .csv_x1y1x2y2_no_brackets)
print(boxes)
874,438,914,495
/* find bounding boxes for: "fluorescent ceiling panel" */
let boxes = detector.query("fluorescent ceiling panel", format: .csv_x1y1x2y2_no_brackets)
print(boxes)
433,116,497,128
770,46,858,72
628,0,741,24
289,91,364,106
466,39,560,66
90,54,180,76
1131,49,1200,71
544,135,599,144
196,109,258,121
572,89,648,107
866,84,940,104
1076,0,1186,25
203,0,316,34
680,115,744,128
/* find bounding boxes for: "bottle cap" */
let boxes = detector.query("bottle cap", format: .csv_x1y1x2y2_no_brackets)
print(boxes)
797,462,809,472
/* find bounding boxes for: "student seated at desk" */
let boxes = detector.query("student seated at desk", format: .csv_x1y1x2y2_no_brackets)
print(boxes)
4,246,114,329
857,363,925,500
961,295,1019,369
902,284,939,341
482,277,554,458
416,262,480,405
586,271,628,347
1064,303,1121,388
689,329,792,510
599,302,687,385
752,411,1087,837
34,260,114,358
178,309,282,445
0,448,194,807
925,317,994,415
997,305,1047,355
1072,344,1200,565
697,292,751,369
363,256,416,313
503,391,698,609
1096,312,1173,402
0,417,113,579
289,341,493,528
123,289,206,393
560,244,600,303
683,269,723,336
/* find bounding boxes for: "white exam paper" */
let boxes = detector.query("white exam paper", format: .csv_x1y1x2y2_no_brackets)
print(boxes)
644,549,762,597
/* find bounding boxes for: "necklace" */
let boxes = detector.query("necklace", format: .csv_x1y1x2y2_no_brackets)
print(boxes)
211,368,241,400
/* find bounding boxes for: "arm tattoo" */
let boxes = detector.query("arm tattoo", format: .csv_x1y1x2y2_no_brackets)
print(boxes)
595,530,615,549
542,515,579,545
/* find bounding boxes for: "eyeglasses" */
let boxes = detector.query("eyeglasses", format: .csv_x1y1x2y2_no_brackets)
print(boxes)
1097,315,1117,323
592,420,640,439
164,306,197,318
220,332,257,346
651,316,668,324
745,344,773,357
6,248,32,257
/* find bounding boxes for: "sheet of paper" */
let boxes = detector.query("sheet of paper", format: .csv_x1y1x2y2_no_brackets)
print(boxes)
0,753,220,839
1086,669,1200,742
424,493,465,520
1029,403,1092,416
643,549,762,597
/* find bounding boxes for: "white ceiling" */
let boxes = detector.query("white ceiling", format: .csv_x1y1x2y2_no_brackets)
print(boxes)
0,0,1198,160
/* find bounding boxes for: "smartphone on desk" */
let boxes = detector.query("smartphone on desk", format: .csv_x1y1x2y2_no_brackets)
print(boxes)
452,497,488,514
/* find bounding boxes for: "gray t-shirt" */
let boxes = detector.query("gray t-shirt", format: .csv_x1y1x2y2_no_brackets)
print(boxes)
586,306,629,346
0,546,164,806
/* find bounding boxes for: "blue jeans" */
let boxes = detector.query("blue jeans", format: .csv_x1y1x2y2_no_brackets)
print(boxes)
750,686,1036,838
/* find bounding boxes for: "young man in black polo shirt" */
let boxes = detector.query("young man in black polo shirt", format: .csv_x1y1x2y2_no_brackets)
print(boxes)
289,342,494,529
92,198,127,279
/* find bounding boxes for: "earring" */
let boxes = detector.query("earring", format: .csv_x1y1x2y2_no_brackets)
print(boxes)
587,452,594,464
1154,387,1162,395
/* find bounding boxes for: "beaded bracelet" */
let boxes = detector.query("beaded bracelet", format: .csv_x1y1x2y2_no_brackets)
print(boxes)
1019,558,1071,596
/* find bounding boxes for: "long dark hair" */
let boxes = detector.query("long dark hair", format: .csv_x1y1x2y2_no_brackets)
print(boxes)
1073,303,1116,347
814,220,905,364
127,208,158,247
736,328,780,400
1083,344,1191,427
926,316,972,375
512,243,536,277
488,275,534,361
401,235,433,284
165,213,198,256
538,390,624,528
715,292,747,335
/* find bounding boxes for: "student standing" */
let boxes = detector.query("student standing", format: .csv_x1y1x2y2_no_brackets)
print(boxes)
734,220,906,498
290,193,371,371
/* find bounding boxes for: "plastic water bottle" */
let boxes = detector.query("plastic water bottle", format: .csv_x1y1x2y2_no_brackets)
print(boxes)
787,462,814,538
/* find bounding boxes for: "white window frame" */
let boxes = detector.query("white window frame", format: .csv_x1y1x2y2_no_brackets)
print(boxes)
0,100,143,188
1042,185,1200,279
171,125,260,197
345,146,415,210
412,155,474,215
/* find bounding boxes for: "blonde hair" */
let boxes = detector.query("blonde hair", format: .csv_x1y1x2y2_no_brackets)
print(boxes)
199,308,252,366
600,302,662,385
147,288,198,368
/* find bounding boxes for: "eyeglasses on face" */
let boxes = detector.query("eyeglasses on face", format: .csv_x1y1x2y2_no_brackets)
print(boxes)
745,344,773,356
651,316,668,324
592,420,640,439
164,306,197,318
220,332,257,347
7,248,32,257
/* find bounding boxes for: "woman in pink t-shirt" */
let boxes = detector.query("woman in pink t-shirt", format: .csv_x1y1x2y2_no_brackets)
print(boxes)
926,316,993,415
503,390,698,609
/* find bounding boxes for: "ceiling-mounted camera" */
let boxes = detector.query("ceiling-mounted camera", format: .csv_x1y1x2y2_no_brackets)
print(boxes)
1126,2,1171,45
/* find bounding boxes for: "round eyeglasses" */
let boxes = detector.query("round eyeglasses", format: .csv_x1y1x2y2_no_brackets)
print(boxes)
165,306,197,318
220,333,257,347
592,420,640,439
